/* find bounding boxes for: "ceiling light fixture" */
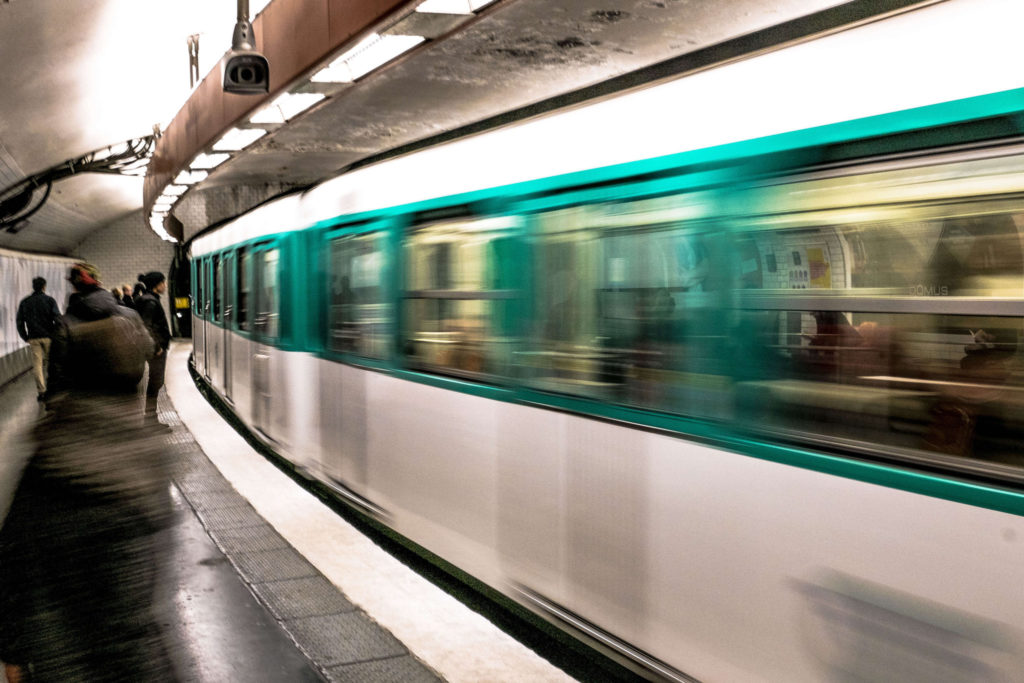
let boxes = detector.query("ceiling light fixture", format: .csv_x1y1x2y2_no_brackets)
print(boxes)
190,152,231,170
213,127,268,151
311,33,424,84
416,0,497,13
249,92,326,124
416,0,473,13
174,169,209,185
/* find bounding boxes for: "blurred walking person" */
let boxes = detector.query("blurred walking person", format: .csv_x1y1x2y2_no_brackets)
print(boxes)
16,277,62,402
0,262,176,682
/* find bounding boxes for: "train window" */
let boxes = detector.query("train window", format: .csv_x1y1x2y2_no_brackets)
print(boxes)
328,231,391,359
237,247,250,331
733,308,1024,468
224,252,235,325
212,255,222,322
518,194,730,418
729,163,1024,471
254,247,279,339
403,216,520,380
196,259,206,318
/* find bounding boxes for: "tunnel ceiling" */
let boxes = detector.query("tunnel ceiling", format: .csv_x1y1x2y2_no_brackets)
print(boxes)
0,0,903,255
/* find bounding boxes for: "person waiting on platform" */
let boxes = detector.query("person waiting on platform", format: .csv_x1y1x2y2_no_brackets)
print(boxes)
121,283,135,309
16,277,62,402
136,271,171,428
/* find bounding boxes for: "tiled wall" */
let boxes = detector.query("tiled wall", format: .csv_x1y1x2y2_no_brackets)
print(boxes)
74,209,177,326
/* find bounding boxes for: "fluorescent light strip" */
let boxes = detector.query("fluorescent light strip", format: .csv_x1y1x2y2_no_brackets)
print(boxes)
249,92,325,124
416,0,496,12
174,169,208,185
416,0,473,14
346,34,423,80
191,152,231,170
213,127,268,151
313,33,424,84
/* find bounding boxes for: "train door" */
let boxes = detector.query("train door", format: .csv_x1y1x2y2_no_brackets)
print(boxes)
203,258,213,381
222,251,235,401
194,258,207,377
233,247,253,423
252,243,280,438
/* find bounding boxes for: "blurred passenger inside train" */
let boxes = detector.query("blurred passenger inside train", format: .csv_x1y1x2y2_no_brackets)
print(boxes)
924,328,1021,459
0,262,176,682
16,276,62,402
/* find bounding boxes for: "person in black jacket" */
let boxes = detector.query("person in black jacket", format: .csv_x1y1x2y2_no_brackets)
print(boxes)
16,277,62,401
131,282,146,307
136,271,171,426
120,284,135,309
0,262,176,682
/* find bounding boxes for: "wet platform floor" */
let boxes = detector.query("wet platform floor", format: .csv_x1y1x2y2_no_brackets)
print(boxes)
0,343,577,683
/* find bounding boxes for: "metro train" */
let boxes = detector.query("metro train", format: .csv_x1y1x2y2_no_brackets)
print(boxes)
189,2,1024,680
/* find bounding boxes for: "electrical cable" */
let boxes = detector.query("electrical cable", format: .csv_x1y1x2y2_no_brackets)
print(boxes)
0,134,156,232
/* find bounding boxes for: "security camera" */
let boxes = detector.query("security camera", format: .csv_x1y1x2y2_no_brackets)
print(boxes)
222,4,269,95
223,50,269,94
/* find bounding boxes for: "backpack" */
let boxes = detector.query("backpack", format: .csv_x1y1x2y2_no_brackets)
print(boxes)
61,311,155,392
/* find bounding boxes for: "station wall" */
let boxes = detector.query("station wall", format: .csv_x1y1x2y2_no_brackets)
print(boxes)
74,209,175,326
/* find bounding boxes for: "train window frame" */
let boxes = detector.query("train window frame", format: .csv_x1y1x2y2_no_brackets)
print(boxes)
325,220,396,363
252,241,281,343
515,192,729,418
223,250,236,329
196,258,206,319
237,246,250,333
401,212,525,384
211,253,222,323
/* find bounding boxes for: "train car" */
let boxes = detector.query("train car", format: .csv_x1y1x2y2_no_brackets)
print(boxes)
190,1,1024,679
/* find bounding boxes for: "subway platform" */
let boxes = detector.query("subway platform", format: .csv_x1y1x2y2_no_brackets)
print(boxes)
0,341,577,682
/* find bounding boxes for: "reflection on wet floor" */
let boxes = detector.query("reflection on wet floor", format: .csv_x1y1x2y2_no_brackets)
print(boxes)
162,487,323,682
0,369,323,683
0,372,40,526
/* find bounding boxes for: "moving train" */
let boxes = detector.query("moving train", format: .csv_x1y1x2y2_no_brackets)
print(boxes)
190,2,1024,679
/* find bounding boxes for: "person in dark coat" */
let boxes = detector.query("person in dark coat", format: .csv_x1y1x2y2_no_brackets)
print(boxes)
16,277,62,401
0,262,176,682
136,271,171,426
131,282,146,307
120,284,135,309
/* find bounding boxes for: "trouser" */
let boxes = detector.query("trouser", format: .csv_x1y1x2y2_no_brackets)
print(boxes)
144,351,167,418
28,338,51,394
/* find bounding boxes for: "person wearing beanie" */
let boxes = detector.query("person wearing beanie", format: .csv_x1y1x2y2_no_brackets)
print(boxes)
136,271,171,425
65,263,120,322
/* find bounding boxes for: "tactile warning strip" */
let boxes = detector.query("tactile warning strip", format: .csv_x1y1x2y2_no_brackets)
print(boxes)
156,390,443,683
